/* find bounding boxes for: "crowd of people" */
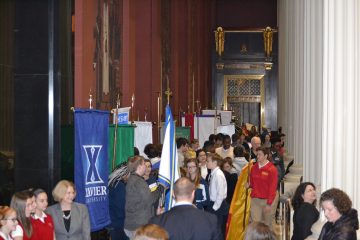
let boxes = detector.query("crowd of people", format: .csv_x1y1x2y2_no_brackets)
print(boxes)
1,126,359,240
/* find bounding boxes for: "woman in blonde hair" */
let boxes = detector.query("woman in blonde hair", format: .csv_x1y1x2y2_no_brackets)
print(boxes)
185,158,209,210
46,180,90,240
10,190,36,240
0,206,18,240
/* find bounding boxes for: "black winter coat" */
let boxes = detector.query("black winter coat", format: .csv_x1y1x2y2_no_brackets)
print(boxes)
318,208,359,240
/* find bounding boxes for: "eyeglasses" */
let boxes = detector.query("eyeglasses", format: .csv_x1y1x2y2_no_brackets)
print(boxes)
3,218,18,223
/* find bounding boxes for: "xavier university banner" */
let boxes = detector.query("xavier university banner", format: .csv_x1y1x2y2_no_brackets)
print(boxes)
74,109,111,231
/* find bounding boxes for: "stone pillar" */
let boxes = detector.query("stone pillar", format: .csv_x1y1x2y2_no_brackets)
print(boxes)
278,0,360,209
278,0,303,160
301,0,324,187
14,0,60,195
321,0,360,207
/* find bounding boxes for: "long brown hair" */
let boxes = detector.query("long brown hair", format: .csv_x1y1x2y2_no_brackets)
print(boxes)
185,158,201,187
10,190,33,237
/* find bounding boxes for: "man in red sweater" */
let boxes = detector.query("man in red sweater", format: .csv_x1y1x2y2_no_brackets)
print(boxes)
249,146,278,229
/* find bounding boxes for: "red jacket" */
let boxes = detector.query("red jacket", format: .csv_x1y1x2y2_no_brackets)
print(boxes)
250,161,278,205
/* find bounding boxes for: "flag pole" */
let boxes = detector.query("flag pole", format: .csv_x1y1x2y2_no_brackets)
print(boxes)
157,92,161,143
112,94,120,171
243,160,252,229
196,100,200,139
131,93,135,123
164,87,172,105
214,106,217,134
192,73,195,112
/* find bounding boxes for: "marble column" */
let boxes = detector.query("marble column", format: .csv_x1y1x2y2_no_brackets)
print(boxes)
301,0,323,188
278,0,360,209
321,0,360,207
14,0,61,195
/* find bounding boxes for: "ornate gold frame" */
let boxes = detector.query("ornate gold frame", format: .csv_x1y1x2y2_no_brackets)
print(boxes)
223,74,265,127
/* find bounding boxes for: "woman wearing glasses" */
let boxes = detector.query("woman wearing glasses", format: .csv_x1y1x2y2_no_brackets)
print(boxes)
196,149,209,180
0,206,18,240
185,158,210,210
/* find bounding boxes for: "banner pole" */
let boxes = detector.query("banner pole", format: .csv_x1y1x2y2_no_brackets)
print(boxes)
243,160,252,230
196,100,200,139
214,106,217,134
157,92,161,143
112,94,120,170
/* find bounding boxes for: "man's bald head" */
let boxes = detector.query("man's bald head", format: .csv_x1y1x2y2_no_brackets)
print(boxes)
251,136,261,151
173,177,195,202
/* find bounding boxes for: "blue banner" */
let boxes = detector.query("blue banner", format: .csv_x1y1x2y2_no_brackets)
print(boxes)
158,105,179,211
74,109,111,231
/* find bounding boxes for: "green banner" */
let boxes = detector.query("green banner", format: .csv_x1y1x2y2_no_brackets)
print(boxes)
175,126,191,141
108,124,135,171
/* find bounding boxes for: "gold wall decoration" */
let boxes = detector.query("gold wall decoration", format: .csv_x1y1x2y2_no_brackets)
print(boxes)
264,62,273,71
225,63,265,70
216,62,225,70
224,75,265,127
215,27,225,57
263,26,273,59
240,43,247,53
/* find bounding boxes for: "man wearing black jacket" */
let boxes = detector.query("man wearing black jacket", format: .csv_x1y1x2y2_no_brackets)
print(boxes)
149,177,221,240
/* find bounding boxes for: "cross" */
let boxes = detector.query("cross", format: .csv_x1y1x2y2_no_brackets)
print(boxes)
165,87,172,105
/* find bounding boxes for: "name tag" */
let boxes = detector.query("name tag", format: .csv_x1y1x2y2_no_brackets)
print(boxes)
261,172,269,176
149,182,158,192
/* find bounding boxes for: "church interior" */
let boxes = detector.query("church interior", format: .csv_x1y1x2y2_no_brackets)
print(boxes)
1,0,360,239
